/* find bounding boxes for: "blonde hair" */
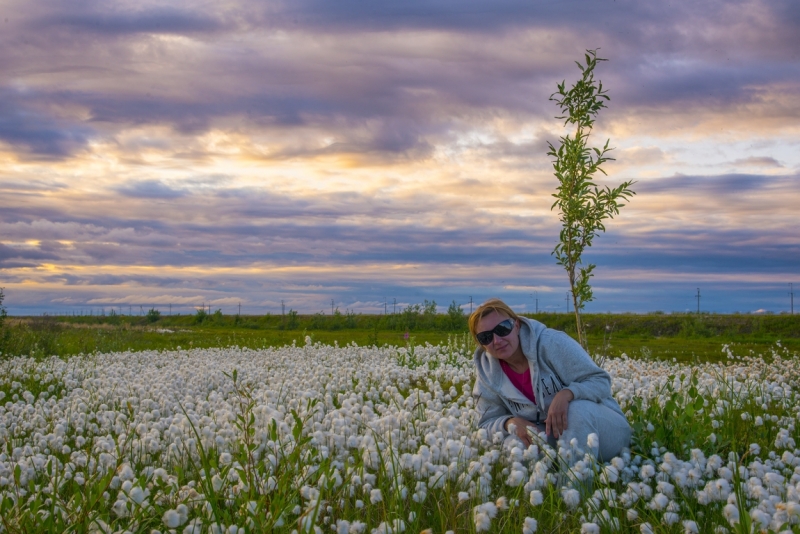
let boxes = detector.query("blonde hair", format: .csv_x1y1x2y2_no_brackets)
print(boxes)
468,298,521,344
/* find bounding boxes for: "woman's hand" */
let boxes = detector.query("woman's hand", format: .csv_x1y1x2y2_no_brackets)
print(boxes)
545,389,575,439
505,416,539,447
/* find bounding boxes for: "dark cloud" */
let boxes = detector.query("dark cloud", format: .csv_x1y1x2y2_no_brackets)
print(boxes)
0,243,59,269
0,90,92,158
638,173,799,195
115,180,186,199
733,156,783,168
35,8,223,35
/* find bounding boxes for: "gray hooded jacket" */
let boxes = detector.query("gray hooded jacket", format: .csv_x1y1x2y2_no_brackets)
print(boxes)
472,316,624,436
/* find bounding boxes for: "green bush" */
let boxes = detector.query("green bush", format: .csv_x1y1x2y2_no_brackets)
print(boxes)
446,300,465,330
146,308,161,323
285,309,299,330
0,288,8,353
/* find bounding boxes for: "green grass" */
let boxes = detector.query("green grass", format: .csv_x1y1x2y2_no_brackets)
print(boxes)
1,312,798,363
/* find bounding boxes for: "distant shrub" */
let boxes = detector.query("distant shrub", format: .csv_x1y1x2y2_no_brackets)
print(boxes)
194,308,208,324
0,287,6,331
285,309,299,330
146,308,161,323
0,288,8,353
447,300,466,330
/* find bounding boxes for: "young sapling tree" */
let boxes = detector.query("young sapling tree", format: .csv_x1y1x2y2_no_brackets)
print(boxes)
548,49,636,351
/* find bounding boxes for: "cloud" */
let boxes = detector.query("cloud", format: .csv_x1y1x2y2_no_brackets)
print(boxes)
638,172,799,195
0,90,93,158
115,180,186,199
35,7,223,35
0,243,59,268
732,156,783,168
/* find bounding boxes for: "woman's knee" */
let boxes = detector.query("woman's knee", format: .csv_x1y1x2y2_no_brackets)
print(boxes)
566,400,600,430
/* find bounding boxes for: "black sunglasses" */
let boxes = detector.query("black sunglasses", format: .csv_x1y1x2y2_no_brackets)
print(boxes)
476,318,515,345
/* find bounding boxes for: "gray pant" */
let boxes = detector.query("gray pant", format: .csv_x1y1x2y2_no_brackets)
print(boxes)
507,399,632,462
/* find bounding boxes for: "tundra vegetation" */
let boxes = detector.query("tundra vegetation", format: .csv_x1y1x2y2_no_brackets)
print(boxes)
1,338,800,533
2,309,798,364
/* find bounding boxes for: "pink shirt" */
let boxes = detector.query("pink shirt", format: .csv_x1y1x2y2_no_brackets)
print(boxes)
500,360,536,405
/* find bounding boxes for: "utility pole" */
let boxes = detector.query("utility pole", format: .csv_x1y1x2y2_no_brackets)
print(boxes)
281,300,285,316
531,292,538,314
469,296,473,314
790,283,795,315
238,302,241,316
384,298,387,315
566,292,570,313
331,299,335,315
169,303,171,316
696,288,701,314
393,298,396,314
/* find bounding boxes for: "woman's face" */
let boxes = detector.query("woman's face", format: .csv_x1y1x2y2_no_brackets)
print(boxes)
476,310,521,361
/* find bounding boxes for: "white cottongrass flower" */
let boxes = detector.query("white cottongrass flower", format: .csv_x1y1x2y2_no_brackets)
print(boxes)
580,523,600,534
163,509,183,529
369,489,383,504
561,488,581,509
648,493,669,511
640,464,655,480
723,504,740,524
182,519,203,534
472,501,499,532
662,512,680,526
522,517,538,534
639,523,654,534
586,433,599,449
682,520,699,534
529,490,543,506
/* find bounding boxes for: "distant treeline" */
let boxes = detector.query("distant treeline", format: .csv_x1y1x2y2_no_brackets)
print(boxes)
18,305,800,338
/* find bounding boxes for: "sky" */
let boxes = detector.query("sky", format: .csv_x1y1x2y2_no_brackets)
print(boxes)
1,0,799,317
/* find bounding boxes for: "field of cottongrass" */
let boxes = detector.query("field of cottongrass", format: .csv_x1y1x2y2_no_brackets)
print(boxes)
1,338,800,533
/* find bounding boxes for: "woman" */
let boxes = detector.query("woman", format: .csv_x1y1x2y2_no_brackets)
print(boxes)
470,298,630,461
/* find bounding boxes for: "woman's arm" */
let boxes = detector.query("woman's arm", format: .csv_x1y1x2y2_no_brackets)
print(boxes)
472,378,513,436
541,330,612,402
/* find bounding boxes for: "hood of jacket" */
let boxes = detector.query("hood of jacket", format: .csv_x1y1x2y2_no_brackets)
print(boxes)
474,316,548,406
